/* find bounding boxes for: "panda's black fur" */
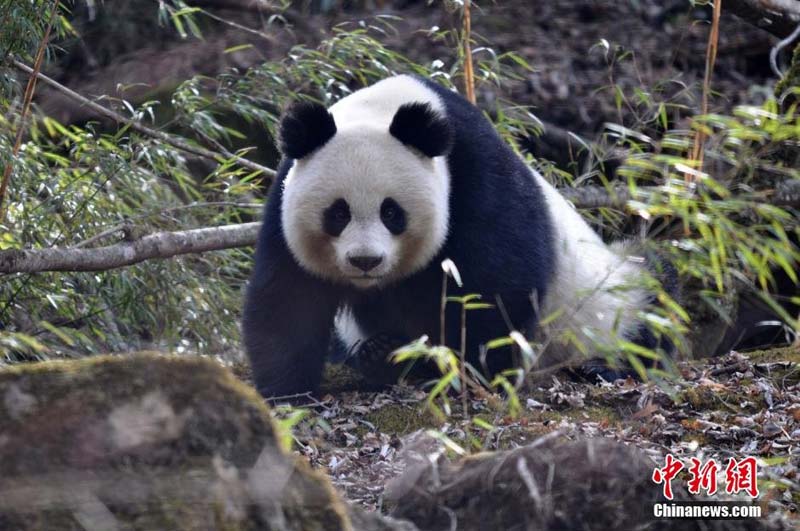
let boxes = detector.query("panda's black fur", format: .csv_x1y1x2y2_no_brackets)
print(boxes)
243,76,668,397
389,102,454,157
278,101,337,160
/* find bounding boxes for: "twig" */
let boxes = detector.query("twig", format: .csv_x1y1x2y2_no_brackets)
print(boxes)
0,222,260,273
688,0,722,180
9,59,277,180
155,0,278,43
265,391,313,403
462,0,476,104
75,201,261,248
0,0,60,222
440,270,448,347
74,224,131,249
187,0,277,11
195,6,277,43
770,21,800,77
460,301,468,417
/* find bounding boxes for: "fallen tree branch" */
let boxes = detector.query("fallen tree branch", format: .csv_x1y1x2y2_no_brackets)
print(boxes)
74,201,262,248
2,181,798,274
10,59,277,180
558,179,800,210
725,0,800,38
188,0,278,11
0,222,260,273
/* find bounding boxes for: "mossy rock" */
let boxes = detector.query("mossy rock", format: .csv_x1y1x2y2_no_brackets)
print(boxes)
0,353,397,531
742,345,800,386
742,344,800,364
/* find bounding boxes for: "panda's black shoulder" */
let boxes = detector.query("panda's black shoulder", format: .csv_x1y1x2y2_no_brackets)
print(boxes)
251,158,293,273
409,76,488,128
407,76,556,296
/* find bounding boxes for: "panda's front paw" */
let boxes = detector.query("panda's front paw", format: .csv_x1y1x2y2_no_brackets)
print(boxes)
573,358,638,384
345,333,410,384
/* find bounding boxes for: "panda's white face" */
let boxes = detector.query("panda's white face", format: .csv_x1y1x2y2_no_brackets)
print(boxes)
281,126,450,289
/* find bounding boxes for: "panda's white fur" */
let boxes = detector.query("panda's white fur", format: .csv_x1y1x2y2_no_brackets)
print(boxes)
281,77,451,289
318,76,648,357
531,170,649,355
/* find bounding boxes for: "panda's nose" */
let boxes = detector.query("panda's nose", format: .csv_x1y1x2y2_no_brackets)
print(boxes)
348,255,383,272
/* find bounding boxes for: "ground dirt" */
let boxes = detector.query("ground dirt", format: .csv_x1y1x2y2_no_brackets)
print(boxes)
233,345,799,525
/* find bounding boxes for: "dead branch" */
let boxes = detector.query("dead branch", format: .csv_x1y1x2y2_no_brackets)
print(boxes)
74,201,261,248
10,59,277,180
558,179,800,210
687,0,722,179
560,185,632,210
0,222,260,274
1,180,797,274
187,0,278,11
725,0,800,38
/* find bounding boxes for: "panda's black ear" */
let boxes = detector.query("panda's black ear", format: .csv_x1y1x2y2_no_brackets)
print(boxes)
279,101,337,159
389,102,453,158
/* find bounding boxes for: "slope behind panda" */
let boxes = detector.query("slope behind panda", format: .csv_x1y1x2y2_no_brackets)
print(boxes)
243,75,672,398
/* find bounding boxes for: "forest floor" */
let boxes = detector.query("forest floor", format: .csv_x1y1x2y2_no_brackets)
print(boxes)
233,345,800,523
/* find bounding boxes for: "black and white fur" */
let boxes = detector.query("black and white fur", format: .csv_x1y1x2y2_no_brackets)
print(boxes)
243,75,661,397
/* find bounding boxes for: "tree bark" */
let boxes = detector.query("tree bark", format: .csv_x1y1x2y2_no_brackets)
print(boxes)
0,223,260,274
726,0,800,38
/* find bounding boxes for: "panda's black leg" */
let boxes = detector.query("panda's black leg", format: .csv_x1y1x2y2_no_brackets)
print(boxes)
575,325,676,383
572,361,637,383
242,266,340,398
345,333,413,384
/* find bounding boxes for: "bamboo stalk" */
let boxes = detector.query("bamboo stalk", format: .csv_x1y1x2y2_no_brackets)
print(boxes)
0,0,61,223
462,0,476,104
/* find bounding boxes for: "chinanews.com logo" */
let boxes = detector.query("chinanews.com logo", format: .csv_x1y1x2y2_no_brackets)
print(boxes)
651,454,762,520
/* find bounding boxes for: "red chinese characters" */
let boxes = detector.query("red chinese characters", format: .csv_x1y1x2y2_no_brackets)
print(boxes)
652,453,684,500
653,455,759,500
725,457,759,498
687,457,719,495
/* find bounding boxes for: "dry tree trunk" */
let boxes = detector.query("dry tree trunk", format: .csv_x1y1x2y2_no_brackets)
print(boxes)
725,0,800,38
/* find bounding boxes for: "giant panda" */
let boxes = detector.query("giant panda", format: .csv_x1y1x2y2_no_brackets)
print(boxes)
243,75,671,398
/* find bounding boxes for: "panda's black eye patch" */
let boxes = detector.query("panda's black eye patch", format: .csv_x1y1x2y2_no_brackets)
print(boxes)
323,198,351,237
381,198,406,235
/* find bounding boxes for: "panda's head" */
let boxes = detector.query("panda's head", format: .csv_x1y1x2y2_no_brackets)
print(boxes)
279,98,453,289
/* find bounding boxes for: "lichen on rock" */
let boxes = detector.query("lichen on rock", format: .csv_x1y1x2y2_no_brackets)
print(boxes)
0,353,385,530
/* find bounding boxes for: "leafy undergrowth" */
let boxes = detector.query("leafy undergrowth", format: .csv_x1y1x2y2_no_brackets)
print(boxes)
244,347,800,522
